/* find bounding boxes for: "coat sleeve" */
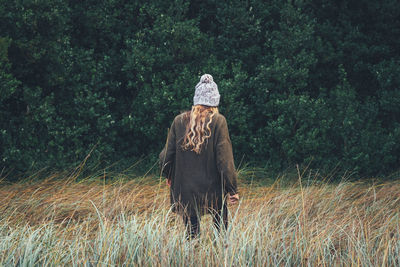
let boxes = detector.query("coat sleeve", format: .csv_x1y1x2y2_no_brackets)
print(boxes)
215,116,238,195
159,118,176,179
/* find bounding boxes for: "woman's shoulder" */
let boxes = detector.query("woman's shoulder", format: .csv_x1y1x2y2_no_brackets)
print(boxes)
172,110,226,125
214,113,227,125
173,111,190,125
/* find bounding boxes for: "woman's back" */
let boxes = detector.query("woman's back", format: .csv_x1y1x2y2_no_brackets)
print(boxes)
161,111,237,216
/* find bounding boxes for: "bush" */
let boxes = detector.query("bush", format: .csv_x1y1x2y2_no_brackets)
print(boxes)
0,0,399,177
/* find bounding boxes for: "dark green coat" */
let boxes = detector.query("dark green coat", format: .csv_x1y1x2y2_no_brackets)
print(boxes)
159,112,238,216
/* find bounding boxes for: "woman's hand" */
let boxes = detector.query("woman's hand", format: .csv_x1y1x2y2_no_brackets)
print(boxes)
228,193,239,204
166,178,171,187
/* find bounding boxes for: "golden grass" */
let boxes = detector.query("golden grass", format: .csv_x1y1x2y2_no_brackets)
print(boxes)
0,172,399,266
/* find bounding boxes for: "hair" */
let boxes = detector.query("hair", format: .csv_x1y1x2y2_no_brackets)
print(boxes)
181,105,219,154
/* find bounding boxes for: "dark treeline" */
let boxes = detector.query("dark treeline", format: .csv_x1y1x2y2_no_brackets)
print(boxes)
1,0,399,177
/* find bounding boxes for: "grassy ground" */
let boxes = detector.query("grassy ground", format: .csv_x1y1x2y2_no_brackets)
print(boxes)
0,169,399,266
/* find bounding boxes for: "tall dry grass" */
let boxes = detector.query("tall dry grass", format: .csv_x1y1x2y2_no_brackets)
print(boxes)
0,170,399,266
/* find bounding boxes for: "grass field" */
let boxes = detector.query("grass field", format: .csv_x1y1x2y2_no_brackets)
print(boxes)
0,168,399,266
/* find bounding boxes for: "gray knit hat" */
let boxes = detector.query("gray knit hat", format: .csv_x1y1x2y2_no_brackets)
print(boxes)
193,74,220,107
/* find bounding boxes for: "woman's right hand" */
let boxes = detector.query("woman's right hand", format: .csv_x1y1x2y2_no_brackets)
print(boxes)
228,193,239,204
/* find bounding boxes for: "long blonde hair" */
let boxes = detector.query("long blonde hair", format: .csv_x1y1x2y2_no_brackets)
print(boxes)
182,105,219,154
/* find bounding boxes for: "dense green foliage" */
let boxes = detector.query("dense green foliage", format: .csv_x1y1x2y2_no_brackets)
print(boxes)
1,0,399,176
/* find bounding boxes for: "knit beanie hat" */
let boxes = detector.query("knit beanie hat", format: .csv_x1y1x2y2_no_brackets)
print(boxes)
193,74,220,107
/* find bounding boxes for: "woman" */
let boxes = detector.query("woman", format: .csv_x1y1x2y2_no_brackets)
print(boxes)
159,74,239,239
